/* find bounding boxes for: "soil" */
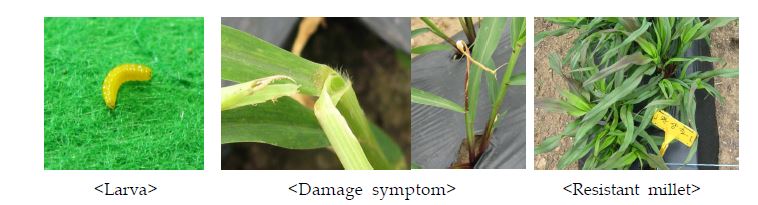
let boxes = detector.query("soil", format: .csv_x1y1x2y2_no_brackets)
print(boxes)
534,18,580,170
533,18,740,170
411,17,479,59
709,20,740,170
452,135,485,168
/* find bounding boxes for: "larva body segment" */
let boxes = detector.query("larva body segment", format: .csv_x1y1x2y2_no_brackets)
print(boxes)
102,64,152,109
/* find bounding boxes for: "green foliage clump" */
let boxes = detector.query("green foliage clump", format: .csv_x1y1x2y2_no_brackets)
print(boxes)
535,17,737,170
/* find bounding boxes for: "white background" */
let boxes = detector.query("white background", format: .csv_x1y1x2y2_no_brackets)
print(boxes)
0,0,751,204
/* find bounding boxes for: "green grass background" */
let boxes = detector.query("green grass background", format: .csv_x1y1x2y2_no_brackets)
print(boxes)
44,17,204,170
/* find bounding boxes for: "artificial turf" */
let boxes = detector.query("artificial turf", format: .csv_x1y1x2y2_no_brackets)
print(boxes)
44,17,204,170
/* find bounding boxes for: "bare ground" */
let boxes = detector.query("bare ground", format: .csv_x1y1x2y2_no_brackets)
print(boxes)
411,17,479,59
411,17,466,48
709,20,740,170
534,18,580,170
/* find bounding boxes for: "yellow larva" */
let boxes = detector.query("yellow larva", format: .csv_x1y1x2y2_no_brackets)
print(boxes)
102,64,152,109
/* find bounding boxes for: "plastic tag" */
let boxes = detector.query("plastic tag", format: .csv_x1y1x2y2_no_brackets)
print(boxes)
651,110,698,156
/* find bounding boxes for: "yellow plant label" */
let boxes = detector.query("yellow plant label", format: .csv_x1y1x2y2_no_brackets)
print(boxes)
651,110,698,156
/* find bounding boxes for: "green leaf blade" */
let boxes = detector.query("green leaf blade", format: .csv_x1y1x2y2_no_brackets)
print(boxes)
583,52,651,87
466,17,507,142
535,135,562,154
411,27,431,38
314,76,374,170
411,87,464,113
221,25,329,96
221,97,329,149
582,65,650,123
508,73,526,85
411,43,451,55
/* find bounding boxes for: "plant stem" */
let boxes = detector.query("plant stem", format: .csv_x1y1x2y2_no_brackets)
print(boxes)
314,75,373,170
480,44,524,153
336,87,400,169
465,17,477,42
462,46,475,164
457,40,479,164
420,17,459,52
459,17,476,44
318,66,398,169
